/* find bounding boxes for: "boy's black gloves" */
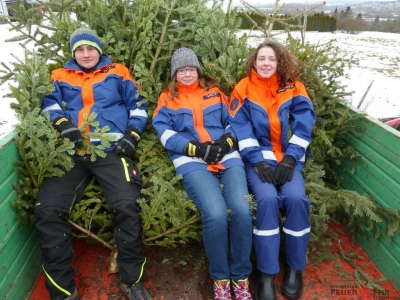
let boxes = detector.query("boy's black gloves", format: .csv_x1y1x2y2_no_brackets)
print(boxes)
114,126,140,156
274,155,295,186
53,117,83,148
253,161,277,185
185,141,224,164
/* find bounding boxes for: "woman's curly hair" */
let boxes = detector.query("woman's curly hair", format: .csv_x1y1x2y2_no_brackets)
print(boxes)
245,40,300,88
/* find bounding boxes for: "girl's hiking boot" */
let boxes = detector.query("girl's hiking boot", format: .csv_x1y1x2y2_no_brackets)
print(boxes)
214,279,232,300
232,278,252,300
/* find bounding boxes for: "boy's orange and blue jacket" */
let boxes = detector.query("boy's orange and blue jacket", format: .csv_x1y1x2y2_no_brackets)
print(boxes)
41,54,148,152
152,80,243,176
229,70,316,170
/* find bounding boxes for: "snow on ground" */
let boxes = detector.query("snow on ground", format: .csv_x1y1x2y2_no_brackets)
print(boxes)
1,24,400,140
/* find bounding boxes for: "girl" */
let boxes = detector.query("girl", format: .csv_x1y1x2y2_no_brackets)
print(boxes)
153,47,253,300
229,41,316,300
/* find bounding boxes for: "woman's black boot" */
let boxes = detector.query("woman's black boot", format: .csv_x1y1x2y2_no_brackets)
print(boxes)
256,272,277,300
281,264,303,299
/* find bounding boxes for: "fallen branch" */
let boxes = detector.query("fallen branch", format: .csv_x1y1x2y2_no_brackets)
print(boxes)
68,219,114,250
143,215,202,244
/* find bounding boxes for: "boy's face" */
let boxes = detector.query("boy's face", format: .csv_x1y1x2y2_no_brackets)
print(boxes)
74,44,101,69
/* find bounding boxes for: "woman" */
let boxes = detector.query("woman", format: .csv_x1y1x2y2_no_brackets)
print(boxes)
229,41,316,300
153,47,253,300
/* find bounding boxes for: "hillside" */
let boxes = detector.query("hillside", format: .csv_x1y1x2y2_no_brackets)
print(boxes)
234,1,400,19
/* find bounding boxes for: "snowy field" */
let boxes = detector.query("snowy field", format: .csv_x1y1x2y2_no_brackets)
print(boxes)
1,24,400,140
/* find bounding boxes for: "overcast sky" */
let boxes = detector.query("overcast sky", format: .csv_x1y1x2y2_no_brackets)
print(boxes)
220,0,320,6
210,0,392,10
210,0,322,11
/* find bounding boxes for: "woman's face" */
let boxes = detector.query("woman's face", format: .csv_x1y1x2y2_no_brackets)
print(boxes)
74,44,101,69
254,46,278,78
175,66,199,85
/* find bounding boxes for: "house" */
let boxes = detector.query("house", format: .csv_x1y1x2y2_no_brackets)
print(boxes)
0,0,9,18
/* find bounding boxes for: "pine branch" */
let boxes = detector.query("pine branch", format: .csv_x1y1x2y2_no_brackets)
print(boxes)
68,219,113,250
338,243,387,290
143,215,202,245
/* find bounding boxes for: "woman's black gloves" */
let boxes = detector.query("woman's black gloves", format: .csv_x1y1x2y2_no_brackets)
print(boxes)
253,156,296,186
253,161,277,185
274,155,295,186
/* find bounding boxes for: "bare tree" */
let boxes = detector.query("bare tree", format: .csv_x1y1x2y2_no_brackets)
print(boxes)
239,0,325,44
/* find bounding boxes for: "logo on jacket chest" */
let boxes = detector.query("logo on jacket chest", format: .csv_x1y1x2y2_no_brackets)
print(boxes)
203,93,221,100
277,84,295,93
100,65,116,73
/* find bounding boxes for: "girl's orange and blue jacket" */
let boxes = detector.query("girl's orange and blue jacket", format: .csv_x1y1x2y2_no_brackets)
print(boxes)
229,70,316,170
152,80,243,176
41,54,148,152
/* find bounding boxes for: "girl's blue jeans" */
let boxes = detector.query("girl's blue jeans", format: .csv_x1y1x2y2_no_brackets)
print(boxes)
182,166,253,281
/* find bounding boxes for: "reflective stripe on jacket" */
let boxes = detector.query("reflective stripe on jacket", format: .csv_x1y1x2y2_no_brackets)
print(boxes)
229,70,315,170
153,80,243,176
41,54,148,151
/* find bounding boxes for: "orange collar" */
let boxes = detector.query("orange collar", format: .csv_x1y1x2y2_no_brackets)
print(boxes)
176,80,200,93
249,69,279,89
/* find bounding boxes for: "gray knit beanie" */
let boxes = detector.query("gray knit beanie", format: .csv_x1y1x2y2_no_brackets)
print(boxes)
170,47,202,78
70,27,103,56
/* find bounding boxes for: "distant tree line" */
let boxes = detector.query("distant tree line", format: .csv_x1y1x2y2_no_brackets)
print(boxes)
238,9,400,34
332,6,400,33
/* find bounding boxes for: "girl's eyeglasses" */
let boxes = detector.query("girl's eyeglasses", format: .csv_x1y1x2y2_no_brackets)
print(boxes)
177,67,197,75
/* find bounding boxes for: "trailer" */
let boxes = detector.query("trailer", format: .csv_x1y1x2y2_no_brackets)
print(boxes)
0,103,399,299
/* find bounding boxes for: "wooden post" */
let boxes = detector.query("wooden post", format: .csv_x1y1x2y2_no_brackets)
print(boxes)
357,80,374,109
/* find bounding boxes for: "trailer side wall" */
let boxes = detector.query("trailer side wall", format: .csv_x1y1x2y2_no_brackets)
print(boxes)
0,130,41,299
333,103,400,290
